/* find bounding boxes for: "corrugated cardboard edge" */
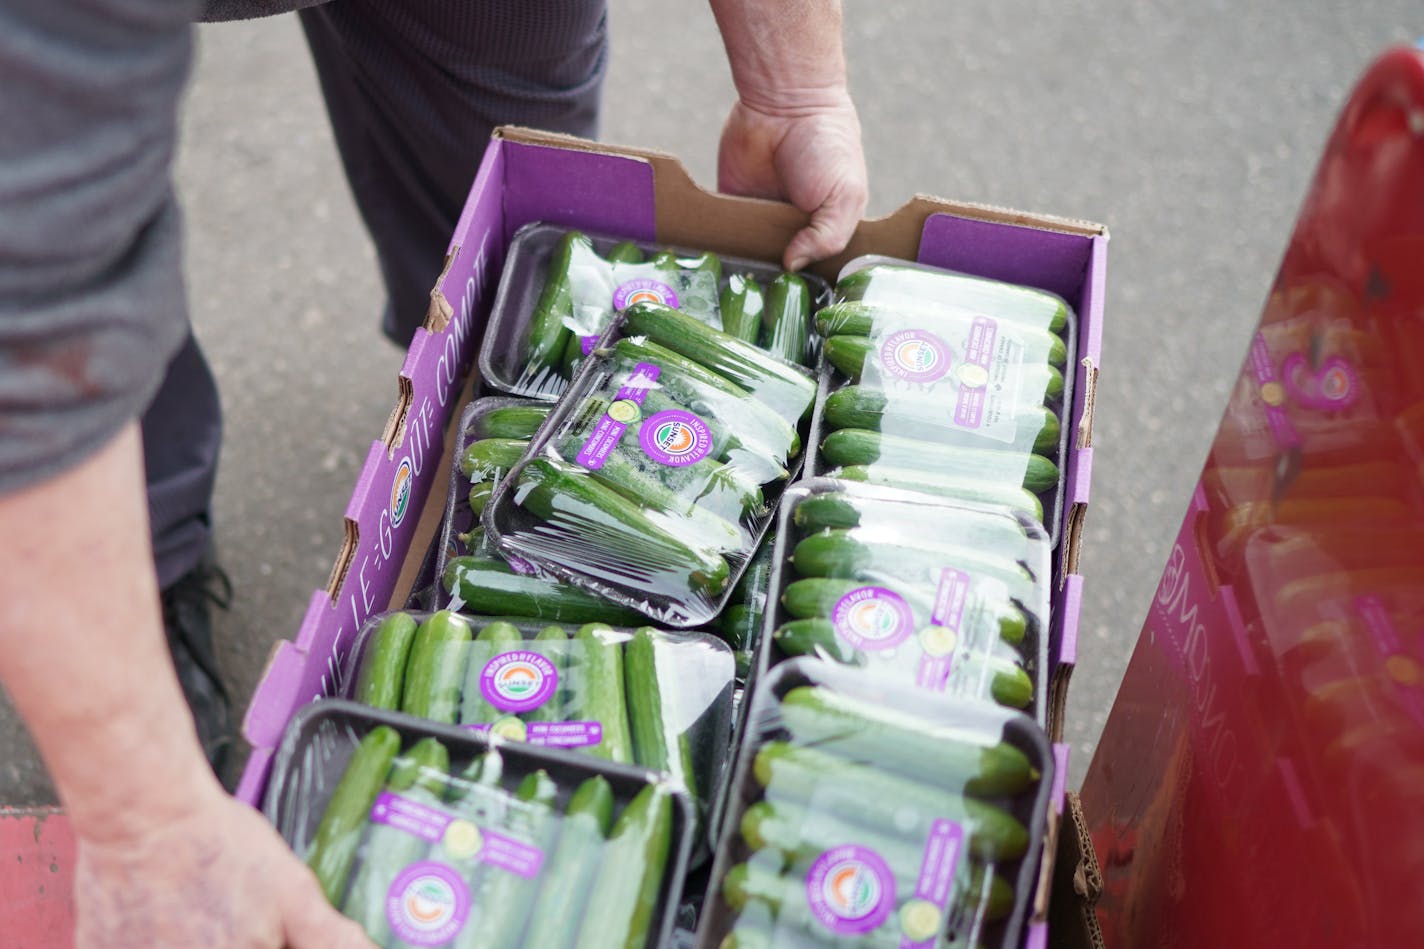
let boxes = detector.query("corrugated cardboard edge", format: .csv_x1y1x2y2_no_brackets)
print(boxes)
1050,792,1108,949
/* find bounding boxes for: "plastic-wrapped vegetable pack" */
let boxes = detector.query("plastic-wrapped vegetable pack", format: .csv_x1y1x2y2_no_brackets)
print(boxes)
484,301,818,626
265,699,695,949
810,257,1077,544
340,610,735,818
697,660,1053,949
760,480,1051,725
480,223,828,399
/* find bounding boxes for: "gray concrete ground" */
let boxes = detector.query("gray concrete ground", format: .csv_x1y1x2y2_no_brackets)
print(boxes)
1,2,1419,803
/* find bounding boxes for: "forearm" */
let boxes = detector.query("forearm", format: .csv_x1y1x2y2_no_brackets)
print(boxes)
709,0,851,112
0,423,216,842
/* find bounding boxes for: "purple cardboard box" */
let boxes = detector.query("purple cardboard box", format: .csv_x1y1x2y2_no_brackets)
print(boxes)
234,126,1107,944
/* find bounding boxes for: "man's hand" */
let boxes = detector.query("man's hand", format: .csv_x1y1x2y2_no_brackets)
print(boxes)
718,94,868,271
76,783,374,949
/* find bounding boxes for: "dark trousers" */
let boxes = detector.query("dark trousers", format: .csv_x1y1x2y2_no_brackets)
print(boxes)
143,0,608,585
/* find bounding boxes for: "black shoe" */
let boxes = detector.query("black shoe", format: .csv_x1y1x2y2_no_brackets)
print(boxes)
161,558,235,780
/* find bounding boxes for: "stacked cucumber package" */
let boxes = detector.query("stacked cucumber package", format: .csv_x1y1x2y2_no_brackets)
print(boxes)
697,662,1052,949
769,481,1051,722
276,702,687,949
813,259,1076,536
489,224,824,399
486,301,818,626
345,610,735,813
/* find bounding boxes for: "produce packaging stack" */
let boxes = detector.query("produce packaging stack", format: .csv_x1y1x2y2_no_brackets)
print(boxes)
265,224,1074,948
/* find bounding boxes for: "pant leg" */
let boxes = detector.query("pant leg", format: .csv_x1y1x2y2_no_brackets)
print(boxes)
141,333,222,590
298,0,610,344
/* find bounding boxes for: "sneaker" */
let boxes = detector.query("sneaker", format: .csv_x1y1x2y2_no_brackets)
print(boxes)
161,558,235,779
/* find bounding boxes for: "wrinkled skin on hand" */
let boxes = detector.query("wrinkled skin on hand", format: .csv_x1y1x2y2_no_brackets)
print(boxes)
717,94,869,272
74,787,375,949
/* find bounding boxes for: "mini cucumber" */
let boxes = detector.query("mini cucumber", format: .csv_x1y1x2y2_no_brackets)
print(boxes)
834,263,1071,335
480,404,552,440
622,300,817,421
400,611,473,724
561,241,647,376
342,737,449,944
792,492,1034,555
515,457,732,597
306,725,400,905
828,465,1046,523
460,769,560,949
823,388,1062,457
442,556,646,626
789,529,1037,601
720,273,766,343
821,325,1067,375
753,741,1030,861
461,437,530,480
524,230,590,377
521,775,617,949
736,804,1017,920
523,624,570,725
718,604,758,653
780,577,1029,647
468,480,496,516
606,240,646,265
777,686,1038,796
459,620,524,725
820,428,1060,494
759,272,812,366
771,618,862,664
568,623,635,764
352,612,419,711
573,783,675,949
625,627,699,801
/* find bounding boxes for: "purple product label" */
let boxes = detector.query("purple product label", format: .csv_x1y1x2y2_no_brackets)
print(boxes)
386,862,470,946
832,586,914,652
1250,332,1300,449
916,568,972,690
953,317,997,428
897,821,966,948
614,278,679,310
1281,352,1360,410
504,553,537,576
371,792,454,842
880,329,952,383
1357,595,1424,729
464,719,603,749
575,362,662,470
639,409,713,466
479,651,558,713
580,334,600,355
805,845,897,935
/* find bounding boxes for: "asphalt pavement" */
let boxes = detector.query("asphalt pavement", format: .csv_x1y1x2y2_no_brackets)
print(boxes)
1,2,1418,804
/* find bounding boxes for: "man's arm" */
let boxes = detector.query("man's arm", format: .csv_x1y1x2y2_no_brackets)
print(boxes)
709,0,869,270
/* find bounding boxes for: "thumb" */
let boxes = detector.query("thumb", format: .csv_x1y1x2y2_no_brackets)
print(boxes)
785,177,865,271
279,863,376,949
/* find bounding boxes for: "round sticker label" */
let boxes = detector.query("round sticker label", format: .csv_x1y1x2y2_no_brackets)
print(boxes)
832,587,915,651
805,846,896,934
639,409,713,467
880,329,951,383
614,279,679,310
386,862,470,946
479,651,558,713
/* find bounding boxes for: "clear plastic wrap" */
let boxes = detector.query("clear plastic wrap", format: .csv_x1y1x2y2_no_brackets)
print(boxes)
264,698,696,949
483,302,817,627
340,610,736,819
808,255,1077,545
479,223,830,400
697,660,1053,949
760,479,1052,727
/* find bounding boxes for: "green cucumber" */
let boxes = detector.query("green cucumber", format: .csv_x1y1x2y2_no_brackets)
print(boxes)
720,273,766,343
789,529,1037,600
792,492,1034,555
835,263,1071,335
822,325,1067,376
573,783,675,949
718,921,773,949
400,611,473,724
459,620,524,725
460,769,560,949
480,404,552,440
606,240,646,265
306,725,401,905
342,737,450,945
353,612,419,710
771,618,861,664
524,230,590,377
828,465,1046,523
753,741,1030,860
521,775,617,949
823,388,1062,457
441,556,645,626
569,623,635,764
562,241,647,376
515,457,732,597
718,604,758,653
523,624,570,725
777,686,1038,796
622,300,817,420
625,627,698,801
468,480,496,517
461,437,529,481
760,272,812,366
820,428,1060,494
780,577,1028,647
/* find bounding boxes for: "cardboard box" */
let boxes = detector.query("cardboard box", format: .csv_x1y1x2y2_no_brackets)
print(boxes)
235,126,1107,944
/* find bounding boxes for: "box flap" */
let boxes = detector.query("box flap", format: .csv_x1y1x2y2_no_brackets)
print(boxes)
1050,792,1107,949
